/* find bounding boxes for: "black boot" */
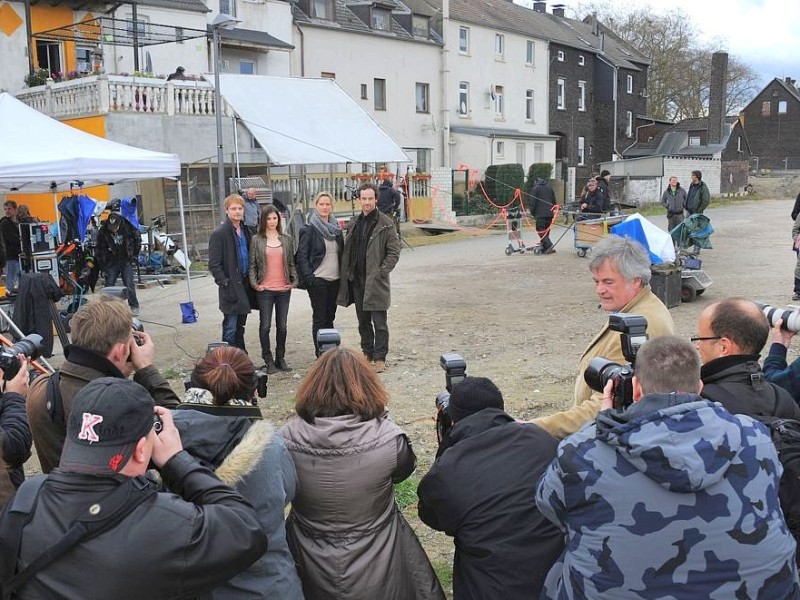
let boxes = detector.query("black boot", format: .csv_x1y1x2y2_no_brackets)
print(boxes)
263,351,279,375
275,356,292,372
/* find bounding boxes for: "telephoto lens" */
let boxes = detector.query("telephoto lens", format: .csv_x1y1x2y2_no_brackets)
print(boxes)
755,302,800,333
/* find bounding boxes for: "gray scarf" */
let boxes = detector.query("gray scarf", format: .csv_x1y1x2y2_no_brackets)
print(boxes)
310,210,341,241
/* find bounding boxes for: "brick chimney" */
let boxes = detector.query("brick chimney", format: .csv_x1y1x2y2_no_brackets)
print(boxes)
707,52,728,145
533,1,546,12
552,4,565,17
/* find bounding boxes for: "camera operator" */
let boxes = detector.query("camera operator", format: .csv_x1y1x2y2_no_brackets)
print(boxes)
0,377,268,599
27,296,179,473
417,376,563,600
536,336,800,599
533,235,674,438
763,317,800,403
96,211,141,316
0,355,32,506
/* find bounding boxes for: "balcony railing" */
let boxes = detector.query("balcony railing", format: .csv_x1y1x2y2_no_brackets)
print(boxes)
15,75,226,119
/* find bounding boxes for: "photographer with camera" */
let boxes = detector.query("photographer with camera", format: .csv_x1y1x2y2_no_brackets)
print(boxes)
0,377,268,599
172,344,303,599
0,355,32,506
27,296,179,473
536,335,800,599
533,235,674,438
762,313,800,403
417,376,563,600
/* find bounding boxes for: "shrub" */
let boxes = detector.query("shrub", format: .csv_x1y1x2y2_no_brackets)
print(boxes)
484,164,525,206
525,163,554,193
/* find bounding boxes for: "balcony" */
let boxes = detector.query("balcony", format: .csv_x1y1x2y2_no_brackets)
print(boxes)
14,75,224,119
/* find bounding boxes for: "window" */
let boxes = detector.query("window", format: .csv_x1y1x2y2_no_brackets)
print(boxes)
494,33,505,58
516,142,526,165
526,40,535,65
577,136,585,166
578,81,586,111
239,60,254,75
125,15,148,38
374,78,386,110
779,100,788,114
557,50,564,62
311,0,333,20
459,26,469,53
76,46,92,73
557,78,565,110
737,136,742,152
458,81,469,116
496,141,505,158
688,136,701,146
412,15,429,38
625,111,633,136
493,85,504,118
415,82,429,113
320,71,335,79
360,83,367,99
371,7,391,31
578,54,585,66
525,89,534,120
762,101,771,116
35,40,62,75
534,143,543,162
626,74,633,94
219,0,236,17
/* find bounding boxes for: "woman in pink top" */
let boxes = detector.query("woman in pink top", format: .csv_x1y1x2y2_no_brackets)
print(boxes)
249,205,298,374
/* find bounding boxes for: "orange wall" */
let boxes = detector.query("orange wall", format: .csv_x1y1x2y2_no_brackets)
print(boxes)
8,115,110,222
30,5,77,74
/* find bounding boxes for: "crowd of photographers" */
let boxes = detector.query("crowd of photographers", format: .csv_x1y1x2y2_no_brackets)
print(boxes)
4,230,800,597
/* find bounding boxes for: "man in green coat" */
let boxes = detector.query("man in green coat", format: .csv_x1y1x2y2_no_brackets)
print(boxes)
685,170,711,216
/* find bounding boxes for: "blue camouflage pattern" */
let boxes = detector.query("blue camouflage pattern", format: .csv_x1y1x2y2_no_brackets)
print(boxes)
536,394,800,599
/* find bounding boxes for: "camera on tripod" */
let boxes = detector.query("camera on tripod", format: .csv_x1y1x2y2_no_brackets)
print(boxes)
0,333,43,380
434,352,467,443
584,313,648,411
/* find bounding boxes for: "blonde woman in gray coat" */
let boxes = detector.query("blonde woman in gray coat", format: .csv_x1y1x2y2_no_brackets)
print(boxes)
279,347,445,600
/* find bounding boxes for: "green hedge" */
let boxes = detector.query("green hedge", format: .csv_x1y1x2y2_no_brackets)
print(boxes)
484,164,525,206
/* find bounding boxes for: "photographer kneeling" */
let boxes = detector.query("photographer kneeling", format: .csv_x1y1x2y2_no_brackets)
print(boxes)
417,377,564,600
173,345,303,599
536,336,799,599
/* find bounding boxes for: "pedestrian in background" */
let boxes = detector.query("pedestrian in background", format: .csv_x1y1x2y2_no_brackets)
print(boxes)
661,176,687,232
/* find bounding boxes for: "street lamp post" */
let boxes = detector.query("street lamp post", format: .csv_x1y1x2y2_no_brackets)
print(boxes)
211,13,241,220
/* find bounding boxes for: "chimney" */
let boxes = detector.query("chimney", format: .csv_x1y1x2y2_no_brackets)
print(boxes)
552,4,565,17
708,51,728,146
533,1,546,12
591,11,598,36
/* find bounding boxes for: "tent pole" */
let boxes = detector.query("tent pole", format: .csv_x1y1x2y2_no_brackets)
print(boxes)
175,178,192,303
51,185,61,243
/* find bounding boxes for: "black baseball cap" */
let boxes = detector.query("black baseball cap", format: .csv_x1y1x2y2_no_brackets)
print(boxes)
60,377,155,475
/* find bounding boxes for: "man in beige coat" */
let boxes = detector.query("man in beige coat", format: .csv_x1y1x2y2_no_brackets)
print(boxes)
533,235,675,438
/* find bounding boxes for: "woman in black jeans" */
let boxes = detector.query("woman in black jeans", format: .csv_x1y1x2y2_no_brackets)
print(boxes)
296,192,343,357
249,205,297,373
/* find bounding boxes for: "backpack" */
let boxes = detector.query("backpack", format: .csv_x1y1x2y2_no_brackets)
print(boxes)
754,415,800,542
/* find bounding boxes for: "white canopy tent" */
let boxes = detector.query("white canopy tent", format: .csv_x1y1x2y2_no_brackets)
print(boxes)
215,74,409,165
0,92,194,307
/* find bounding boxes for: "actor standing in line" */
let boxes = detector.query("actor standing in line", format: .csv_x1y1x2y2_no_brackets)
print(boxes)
661,176,687,232
209,194,254,352
337,183,401,373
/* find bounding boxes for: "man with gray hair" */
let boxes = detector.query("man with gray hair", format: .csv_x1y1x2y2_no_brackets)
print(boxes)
533,235,674,438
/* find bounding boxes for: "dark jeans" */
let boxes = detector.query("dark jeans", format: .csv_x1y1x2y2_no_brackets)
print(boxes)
257,289,291,360
308,278,339,355
104,261,139,308
222,313,248,351
352,281,389,361
536,217,554,251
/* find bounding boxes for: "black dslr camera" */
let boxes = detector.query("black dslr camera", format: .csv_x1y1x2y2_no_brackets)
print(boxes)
0,333,43,380
583,313,648,411
317,329,341,354
434,352,467,443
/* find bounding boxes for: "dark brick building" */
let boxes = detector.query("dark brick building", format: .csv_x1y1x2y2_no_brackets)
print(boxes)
741,77,800,171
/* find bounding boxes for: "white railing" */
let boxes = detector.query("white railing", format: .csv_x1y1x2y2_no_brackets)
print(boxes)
15,75,223,119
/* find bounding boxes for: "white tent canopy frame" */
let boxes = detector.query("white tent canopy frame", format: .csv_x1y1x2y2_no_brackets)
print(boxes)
0,92,194,306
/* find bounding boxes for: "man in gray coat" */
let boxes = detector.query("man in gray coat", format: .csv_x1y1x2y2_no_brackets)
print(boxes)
337,183,401,373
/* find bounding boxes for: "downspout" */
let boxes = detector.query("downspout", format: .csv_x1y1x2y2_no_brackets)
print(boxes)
612,65,620,159
440,0,450,168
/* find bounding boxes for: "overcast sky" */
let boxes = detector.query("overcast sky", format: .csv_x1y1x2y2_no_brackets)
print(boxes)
526,0,800,86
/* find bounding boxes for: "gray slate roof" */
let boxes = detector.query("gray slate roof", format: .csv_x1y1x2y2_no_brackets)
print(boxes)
624,116,736,158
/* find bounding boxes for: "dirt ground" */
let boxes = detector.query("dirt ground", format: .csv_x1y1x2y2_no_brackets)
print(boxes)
28,184,800,594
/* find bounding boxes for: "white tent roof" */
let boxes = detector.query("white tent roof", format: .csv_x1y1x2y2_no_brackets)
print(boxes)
0,92,180,193
216,75,409,166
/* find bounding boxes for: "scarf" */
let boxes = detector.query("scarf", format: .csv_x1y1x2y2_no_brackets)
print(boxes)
310,210,341,241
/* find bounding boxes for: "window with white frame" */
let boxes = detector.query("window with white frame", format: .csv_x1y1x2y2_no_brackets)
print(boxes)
525,89,534,120
374,78,386,110
371,7,391,31
626,74,633,94
76,46,92,73
459,26,469,53
557,50,565,62
495,33,505,58
625,111,633,136
219,0,236,17
557,78,566,110
578,54,585,66
415,82,429,113
494,85,504,118
526,40,535,65
578,81,586,111
311,0,333,20
779,100,788,114
458,81,469,116
577,136,585,165
496,140,505,158
689,135,701,146
534,143,543,162
239,60,254,75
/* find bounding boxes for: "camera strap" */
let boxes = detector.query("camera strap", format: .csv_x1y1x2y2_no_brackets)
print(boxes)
45,370,65,425
0,475,154,599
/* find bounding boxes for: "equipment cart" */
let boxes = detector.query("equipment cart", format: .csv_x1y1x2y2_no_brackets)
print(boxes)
504,206,540,255
679,255,713,302
572,215,625,257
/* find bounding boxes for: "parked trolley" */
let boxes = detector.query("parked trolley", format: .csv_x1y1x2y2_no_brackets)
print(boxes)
572,214,625,257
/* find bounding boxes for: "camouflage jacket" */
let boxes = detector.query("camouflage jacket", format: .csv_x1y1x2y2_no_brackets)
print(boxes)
536,393,800,599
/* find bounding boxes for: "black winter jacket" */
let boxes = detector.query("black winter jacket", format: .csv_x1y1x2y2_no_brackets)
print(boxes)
531,181,557,219
96,217,141,267
5,451,268,599
0,391,31,491
208,220,254,315
295,224,344,288
377,180,401,214
417,409,564,600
